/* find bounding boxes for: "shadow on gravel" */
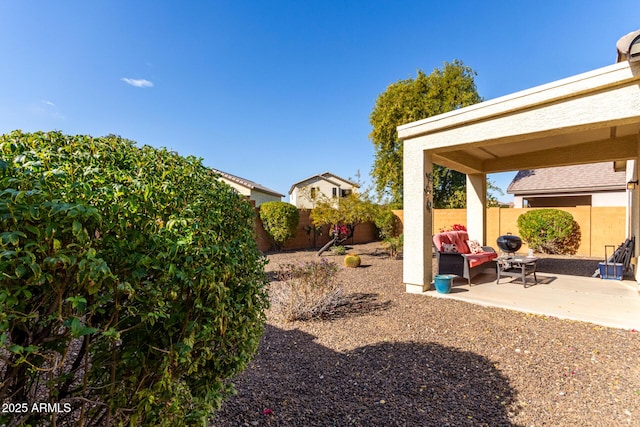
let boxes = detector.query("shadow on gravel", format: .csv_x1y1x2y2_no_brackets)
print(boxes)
329,293,392,319
357,248,403,260
214,325,520,426
535,258,599,277
266,270,280,282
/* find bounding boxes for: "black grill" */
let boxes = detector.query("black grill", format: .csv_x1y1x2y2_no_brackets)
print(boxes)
496,234,522,254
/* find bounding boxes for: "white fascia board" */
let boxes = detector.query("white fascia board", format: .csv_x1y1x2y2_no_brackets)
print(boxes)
397,61,640,141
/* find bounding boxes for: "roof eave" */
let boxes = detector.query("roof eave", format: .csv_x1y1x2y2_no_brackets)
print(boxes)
507,185,626,195
397,61,639,142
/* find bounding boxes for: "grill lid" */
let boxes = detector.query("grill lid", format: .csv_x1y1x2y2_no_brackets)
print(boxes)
496,235,522,253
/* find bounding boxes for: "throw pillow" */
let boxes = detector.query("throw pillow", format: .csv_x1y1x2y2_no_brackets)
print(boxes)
442,243,458,253
467,240,483,254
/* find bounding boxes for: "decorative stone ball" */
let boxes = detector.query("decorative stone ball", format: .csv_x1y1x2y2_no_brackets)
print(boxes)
344,254,361,268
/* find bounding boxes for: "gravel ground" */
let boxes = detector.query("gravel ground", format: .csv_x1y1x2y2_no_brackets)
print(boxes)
213,242,640,426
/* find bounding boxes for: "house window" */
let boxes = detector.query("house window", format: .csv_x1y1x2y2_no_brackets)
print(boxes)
341,189,352,198
332,187,337,197
310,187,317,199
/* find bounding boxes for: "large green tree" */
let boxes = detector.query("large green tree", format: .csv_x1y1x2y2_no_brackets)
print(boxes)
369,60,483,206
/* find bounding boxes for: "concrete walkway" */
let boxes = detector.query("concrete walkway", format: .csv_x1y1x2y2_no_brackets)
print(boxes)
424,272,640,330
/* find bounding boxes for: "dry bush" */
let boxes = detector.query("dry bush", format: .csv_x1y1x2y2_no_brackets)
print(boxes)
270,259,343,321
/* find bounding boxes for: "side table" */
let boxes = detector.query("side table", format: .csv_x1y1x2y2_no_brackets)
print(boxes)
496,256,539,287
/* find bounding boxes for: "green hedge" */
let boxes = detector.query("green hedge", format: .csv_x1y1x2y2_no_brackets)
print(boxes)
259,201,299,250
0,131,269,426
516,208,580,255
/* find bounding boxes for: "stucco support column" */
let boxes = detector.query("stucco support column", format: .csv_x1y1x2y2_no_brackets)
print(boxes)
626,160,636,239
403,145,433,293
634,145,640,284
466,173,487,244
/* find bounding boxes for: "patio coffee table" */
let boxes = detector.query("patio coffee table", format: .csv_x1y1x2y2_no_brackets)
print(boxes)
496,256,539,287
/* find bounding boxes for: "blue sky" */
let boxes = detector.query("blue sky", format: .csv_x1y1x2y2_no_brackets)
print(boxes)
1,1,638,202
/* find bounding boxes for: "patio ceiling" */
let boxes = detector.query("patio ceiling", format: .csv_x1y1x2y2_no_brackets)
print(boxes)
398,61,640,175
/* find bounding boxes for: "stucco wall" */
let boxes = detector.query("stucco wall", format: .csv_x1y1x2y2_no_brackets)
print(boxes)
222,179,251,197
220,178,281,207
248,190,282,207
592,191,626,207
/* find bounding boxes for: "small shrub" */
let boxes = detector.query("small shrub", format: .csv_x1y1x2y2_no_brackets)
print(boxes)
373,204,398,240
259,201,299,250
331,245,347,255
344,254,361,268
383,233,404,259
271,260,342,321
517,209,580,254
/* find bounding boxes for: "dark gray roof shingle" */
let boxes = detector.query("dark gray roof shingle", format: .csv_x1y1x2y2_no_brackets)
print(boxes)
507,163,626,195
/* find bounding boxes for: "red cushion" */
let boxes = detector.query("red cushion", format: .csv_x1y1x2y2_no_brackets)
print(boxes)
465,252,498,268
433,231,471,254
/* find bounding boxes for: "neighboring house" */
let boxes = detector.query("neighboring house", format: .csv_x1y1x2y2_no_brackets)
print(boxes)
211,168,283,207
507,162,627,208
289,172,359,209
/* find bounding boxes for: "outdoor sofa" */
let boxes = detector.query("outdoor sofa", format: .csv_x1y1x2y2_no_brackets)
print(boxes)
432,230,498,284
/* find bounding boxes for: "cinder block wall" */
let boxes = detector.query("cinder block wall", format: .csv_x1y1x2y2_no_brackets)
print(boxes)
254,206,379,252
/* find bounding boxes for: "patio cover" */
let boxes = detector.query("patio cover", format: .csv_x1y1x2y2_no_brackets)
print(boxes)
398,60,640,292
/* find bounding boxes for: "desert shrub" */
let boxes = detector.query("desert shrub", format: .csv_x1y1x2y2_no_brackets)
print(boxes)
517,209,580,254
271,259,342,321
383,233,404,259
330,245,347,255
373,204,398,240
259,201,299,250
0,131,269,426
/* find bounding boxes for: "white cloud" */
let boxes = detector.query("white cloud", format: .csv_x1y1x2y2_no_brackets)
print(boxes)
29,100,64,120
121,78,154,88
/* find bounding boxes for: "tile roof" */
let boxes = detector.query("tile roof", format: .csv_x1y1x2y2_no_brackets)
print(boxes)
507,162,626,195
210,168,284,197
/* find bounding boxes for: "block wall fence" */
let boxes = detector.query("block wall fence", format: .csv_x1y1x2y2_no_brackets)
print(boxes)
392,207,627,258
251,201,626,257
253,206,378,252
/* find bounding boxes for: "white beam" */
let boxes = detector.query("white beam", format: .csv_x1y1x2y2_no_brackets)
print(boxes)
433,152,484,175
634,137,640,285
485,135,638,173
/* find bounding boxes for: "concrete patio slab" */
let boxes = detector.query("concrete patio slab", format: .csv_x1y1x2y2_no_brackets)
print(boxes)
424,272,640,330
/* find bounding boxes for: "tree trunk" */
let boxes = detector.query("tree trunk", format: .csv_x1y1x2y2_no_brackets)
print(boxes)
317,236,338,256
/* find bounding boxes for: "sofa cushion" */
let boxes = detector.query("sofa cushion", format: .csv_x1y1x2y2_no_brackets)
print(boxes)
464,251,498,268
467,239,483,254
442,243,458,253
433,231,470,254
